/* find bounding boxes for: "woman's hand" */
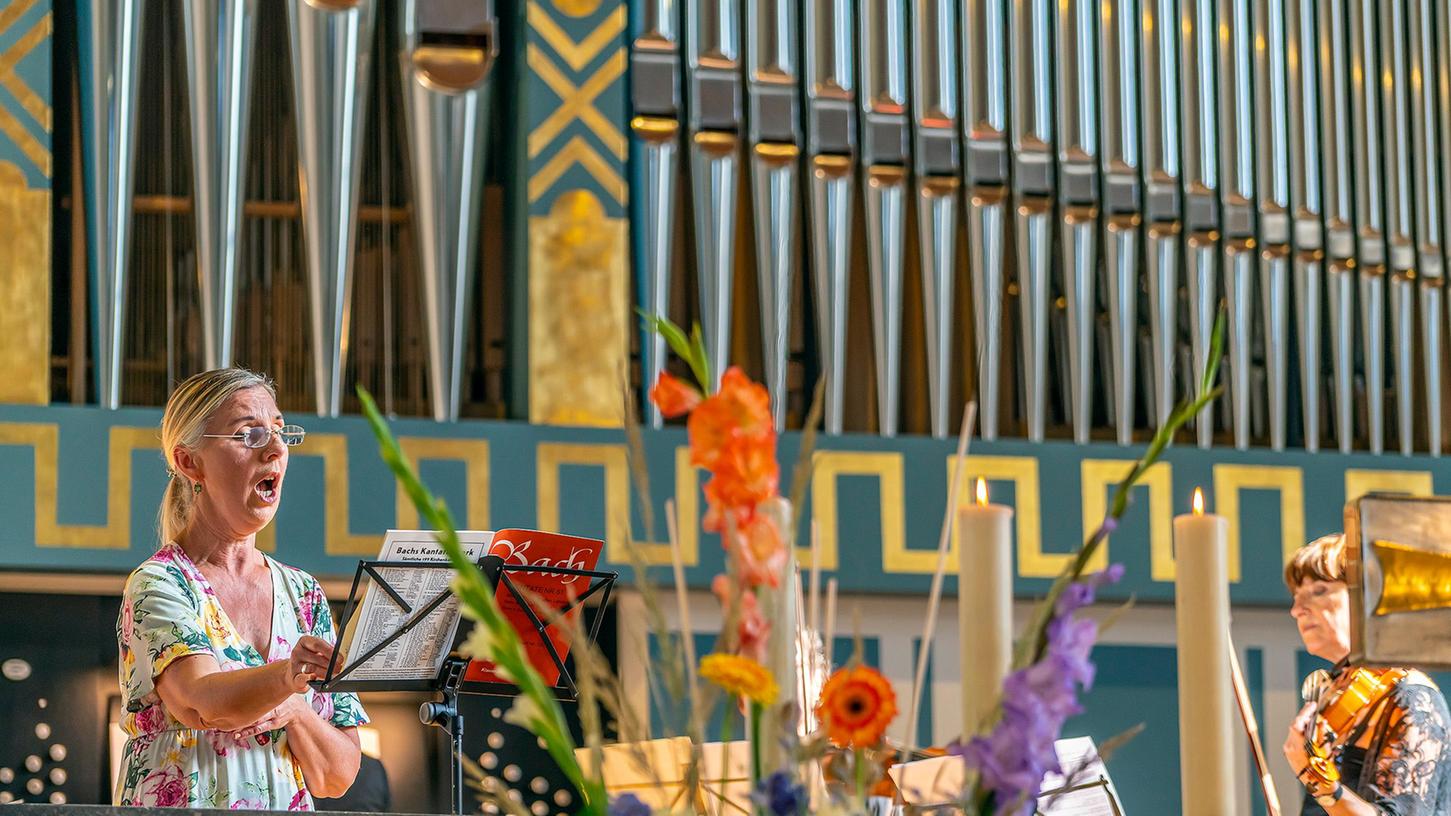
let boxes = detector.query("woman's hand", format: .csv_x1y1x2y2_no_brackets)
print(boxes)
285,636,334,693
1284,701,1316,777
229,694,314,740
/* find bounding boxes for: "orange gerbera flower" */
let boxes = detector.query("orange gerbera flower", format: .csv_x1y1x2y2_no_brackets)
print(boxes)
816,665,898,748
649,371,702,418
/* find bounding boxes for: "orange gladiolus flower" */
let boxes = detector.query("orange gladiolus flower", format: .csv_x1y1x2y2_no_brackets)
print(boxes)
733,513,786,588
816,665,899,748
688,367,774,472
649,371,703,418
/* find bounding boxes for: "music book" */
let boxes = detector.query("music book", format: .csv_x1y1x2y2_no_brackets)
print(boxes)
336,529,493,682
463,528,605,687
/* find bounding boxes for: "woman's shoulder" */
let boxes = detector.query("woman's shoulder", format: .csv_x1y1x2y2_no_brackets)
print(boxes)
124,545,194,594
1392,669,1451,723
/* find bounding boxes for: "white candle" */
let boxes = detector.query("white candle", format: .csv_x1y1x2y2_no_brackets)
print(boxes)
958,478,1014,739
1173,488,1237,815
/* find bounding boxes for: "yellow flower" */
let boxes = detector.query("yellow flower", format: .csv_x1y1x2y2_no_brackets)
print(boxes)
699,654,778,705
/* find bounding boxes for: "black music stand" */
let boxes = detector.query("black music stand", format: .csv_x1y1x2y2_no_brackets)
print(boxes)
311,557,617,815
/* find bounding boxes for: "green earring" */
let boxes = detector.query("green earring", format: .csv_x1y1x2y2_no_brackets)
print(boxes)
193,482,203,496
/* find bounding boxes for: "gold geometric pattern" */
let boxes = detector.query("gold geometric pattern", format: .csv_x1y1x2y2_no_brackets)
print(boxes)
531,1,624,71
535,442,699,567
1078,459,1170,578
528,134,626,204
1212,463,1306,579
0,0,51,178
526,0,627,206
527,45,626,160
0,422,157,548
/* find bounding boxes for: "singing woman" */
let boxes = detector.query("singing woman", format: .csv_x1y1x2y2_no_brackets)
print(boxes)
115,369,367,808
1281,533,1451,814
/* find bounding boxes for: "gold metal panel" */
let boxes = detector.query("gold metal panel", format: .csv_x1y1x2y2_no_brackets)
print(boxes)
1079,459,1173,579
1369,539,1451,615
1212,464,1306,578
535,442,698,566
0,162,50,405
0,422,156,548
527,190,629,426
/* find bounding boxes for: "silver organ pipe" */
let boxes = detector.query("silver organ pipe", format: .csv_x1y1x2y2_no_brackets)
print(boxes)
1420,0,1449,456
1381,0,1416,454
607,0,1451,453
1142,0,1182,434
911,0,961,439
1181,0,1219,449
1054,0,1098,444
963,0,1010,440
746,0,801,430
1099,0,1141,446
400,0,497,423
82,0,146,409
686,0,742,392
630,0,681,428
1320,0,1357,452
1219,0,1256,450
287,0,377,418
1287,0,1323,451
184,0,256,374
803,0,855,436
1349,0,1386,452
1009,0,1055,442
859,0,910,436
1253,0,1291,451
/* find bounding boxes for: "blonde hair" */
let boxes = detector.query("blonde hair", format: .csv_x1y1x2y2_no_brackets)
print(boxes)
157,368,276,545
1284,533,1349,590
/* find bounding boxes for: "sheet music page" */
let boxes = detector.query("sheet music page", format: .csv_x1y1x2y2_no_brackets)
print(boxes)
336,530,492,681
1036,736,1125,816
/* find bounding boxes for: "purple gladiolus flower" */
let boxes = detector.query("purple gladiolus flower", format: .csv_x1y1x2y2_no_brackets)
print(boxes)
608,793,652,816
954,564,1123,814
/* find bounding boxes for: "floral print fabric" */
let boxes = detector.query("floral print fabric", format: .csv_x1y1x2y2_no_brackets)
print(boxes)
115,544,368,809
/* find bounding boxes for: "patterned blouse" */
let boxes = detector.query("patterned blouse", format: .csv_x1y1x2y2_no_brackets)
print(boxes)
115,544,368,810
1301,669,1451,815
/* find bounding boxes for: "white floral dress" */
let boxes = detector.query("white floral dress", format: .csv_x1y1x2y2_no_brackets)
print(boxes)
115,544,368,809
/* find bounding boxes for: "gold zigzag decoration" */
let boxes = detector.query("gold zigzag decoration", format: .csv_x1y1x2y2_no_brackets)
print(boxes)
0,423,492,556
0,423,156,548
528,133,626,204
528,1,625,72
527,44,626,160
0,4,51,178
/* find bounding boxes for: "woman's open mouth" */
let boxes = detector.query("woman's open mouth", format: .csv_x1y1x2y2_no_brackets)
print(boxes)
255,474,280,504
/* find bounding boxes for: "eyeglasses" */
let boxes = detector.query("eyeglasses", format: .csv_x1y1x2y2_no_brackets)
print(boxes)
202,424,306,449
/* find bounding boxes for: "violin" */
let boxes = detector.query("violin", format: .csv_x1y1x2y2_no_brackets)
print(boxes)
1301,666,1408,784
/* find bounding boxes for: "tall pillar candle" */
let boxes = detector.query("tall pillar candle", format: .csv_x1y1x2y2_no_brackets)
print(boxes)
958,478,1014,739
1173,488,1237,815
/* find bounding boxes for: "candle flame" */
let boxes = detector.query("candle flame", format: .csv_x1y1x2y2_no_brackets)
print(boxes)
1192,488,1205,516
975,478,988,507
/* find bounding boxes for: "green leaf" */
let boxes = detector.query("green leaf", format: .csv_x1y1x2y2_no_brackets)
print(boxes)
637,310,712,393
688,321,712,389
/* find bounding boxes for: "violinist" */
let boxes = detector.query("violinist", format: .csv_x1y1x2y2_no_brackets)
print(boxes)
1281,534,1451,814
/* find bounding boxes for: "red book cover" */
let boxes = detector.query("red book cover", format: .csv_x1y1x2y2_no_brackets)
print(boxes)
463,529,605,687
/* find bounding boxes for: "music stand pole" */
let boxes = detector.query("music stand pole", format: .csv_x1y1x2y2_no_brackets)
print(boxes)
421,657,469,816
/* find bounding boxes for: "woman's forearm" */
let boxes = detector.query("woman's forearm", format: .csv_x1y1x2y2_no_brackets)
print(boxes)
284,713,360,799
161,660,295,731
1326,786,1384,815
